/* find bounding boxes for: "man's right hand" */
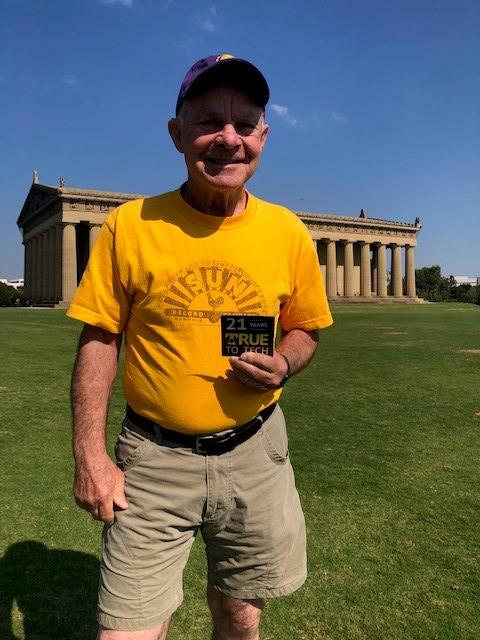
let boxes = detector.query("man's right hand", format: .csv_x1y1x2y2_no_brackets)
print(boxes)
73,453,128,524
71,324,124,524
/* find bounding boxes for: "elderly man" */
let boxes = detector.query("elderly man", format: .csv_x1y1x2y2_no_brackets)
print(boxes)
68,54,333,640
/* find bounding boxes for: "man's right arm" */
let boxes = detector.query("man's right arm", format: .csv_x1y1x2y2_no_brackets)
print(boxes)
71,323,127,524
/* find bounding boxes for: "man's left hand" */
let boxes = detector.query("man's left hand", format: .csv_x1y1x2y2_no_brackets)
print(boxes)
228,351,288,392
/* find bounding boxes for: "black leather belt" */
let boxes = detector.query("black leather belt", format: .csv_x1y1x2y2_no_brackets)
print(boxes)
125,403,277,456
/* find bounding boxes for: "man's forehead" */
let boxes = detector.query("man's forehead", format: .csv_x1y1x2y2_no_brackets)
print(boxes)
191,103,262,118
183,87,264,117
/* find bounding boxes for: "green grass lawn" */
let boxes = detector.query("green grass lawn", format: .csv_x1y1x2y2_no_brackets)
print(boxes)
0,304,479,639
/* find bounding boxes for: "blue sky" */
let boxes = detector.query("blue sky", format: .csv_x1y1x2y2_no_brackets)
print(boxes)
1,0,478,278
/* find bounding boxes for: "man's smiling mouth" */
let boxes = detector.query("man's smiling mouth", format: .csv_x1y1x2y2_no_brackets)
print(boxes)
205,158,246,165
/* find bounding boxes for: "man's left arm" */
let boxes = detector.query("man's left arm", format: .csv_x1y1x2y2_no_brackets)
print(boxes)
228,328,319,392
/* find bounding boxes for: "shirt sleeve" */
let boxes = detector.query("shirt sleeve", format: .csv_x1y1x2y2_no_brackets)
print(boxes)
279,222,333,332
66,210,131,333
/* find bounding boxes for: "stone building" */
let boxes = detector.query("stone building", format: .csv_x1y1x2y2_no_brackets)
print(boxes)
17,178,422,306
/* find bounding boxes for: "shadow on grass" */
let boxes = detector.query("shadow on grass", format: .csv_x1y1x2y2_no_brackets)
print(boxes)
0,541,99,639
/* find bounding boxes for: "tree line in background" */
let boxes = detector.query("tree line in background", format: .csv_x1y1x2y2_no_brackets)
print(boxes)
415,266,480,304
0,282,27,306
1,265,479,306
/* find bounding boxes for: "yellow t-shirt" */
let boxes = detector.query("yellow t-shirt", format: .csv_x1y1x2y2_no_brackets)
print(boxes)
67,189,333,433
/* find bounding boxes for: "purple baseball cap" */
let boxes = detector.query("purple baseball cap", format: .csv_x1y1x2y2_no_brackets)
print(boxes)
175,53,270,115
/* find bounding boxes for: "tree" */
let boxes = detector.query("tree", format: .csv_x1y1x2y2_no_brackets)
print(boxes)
416,267,480,305
464,286,480,305
441,275,457,300
0,282,17,306
454,283,472,303
415,265,444,301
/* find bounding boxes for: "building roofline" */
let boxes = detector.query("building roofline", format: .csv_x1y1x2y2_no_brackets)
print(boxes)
297,211,421,229
17,182,422,232
56,185,147,200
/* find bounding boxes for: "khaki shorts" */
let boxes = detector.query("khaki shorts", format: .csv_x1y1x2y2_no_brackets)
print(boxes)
98,405,306,631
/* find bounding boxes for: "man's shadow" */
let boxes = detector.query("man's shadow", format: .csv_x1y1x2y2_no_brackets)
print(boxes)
0,541,99,639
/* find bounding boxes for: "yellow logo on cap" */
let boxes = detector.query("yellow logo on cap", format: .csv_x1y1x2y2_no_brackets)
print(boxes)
216,54,234,62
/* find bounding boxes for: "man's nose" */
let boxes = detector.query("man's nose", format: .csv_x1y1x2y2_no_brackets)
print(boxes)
215,124,240,148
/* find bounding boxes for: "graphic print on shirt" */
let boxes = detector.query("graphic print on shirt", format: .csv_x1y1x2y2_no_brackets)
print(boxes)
161,261,268,324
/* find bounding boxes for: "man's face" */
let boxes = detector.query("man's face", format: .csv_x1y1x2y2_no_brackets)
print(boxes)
169,85,269,194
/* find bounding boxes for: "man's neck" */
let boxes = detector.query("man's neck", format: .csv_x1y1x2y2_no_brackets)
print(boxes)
181,182,247,217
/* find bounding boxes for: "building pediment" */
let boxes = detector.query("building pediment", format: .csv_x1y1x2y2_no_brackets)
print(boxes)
17,184,59,227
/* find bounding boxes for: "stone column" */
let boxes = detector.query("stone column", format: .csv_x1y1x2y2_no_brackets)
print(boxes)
37,234,45,302
391,243,403,297
28,239,34,300
23,240,30,299
406,245,416,297
47,227,56,302
371,245,378,296
44,230,51,302
35,234,41,303
89,224,101,255
55,225,63,302
377,243,388,297
360,241,372,297
62,223,78,304
317,239,327,284
40,231,48,303
344,241,354,297
31,236,38,302
35,235,42,303
326,239,337,298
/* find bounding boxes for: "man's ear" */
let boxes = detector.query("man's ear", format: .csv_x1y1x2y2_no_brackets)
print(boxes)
260,122,269,150
168,118,184,153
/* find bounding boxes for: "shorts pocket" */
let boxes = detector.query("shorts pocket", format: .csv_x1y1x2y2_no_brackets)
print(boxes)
260,406,289,465
114,417,156,471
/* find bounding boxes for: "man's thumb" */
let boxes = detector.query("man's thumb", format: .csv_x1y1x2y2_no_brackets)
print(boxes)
113,472,129,510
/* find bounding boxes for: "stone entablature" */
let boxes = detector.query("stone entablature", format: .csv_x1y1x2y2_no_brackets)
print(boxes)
17,181,422,306
300,212,420,245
